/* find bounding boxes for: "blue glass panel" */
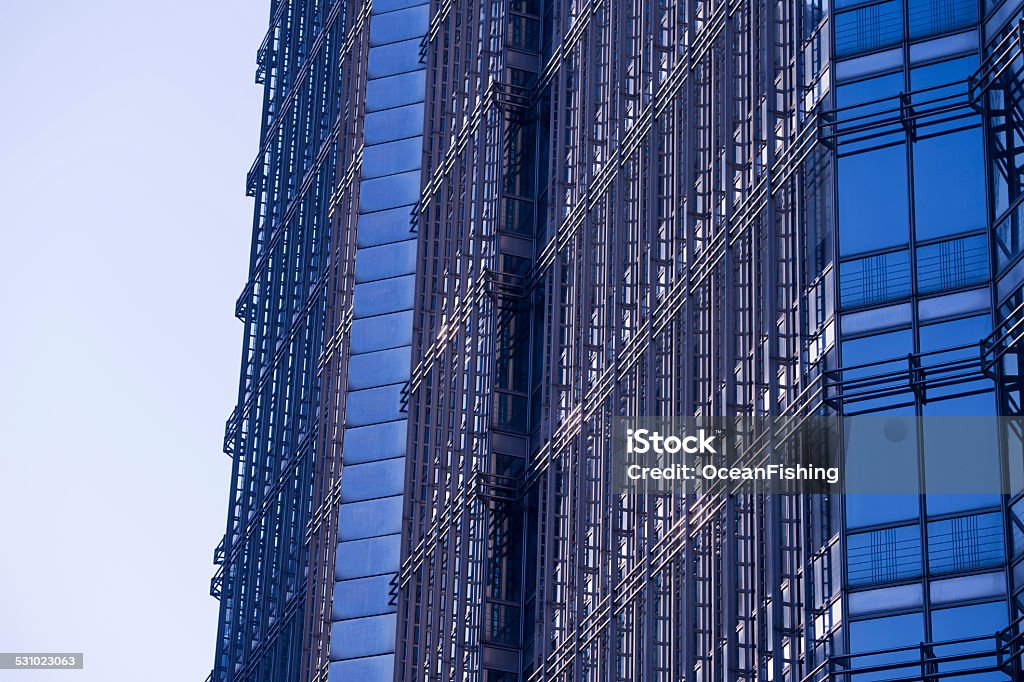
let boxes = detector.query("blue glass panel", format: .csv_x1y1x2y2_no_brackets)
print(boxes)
344,420,409,464
916,234,988,294
931,601,1006,679
847,524,923,585
365,71,427,112
840,250,912,308
839,332,916,411
354,240,418,284
845,415,918,502
369,4,430,46
337,496,403,541
340,459,406,502
493,391,528,431
836,73,906,153
847,495,921,529
329,656,396,682
919,314,990,350
927,512,1005,574
329,613,398,660
910,55,977,91
486,603,521,645
918,314,991,369
333,574,395,620
923,394,1001,513
842,328,913,365
849,612,924,682
838,71,904,103
367,38,426,79
907,0,977,40
838,145,909,256
835,2,903,57
913,130,986,240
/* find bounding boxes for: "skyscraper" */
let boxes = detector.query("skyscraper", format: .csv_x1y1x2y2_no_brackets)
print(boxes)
211,1,1024,681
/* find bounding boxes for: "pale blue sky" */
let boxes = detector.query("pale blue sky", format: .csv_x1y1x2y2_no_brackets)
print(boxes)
0,2,267,680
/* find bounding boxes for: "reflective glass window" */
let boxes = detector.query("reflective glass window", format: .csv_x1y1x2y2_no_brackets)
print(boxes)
915,234,989,294
931,601,1006,678
835,2,904,58
912,131,985,240
849,612,924,680
842,328,913,376
923,393,1001,514
927,512,1005,574
847,495,921,529
907,0,977,40
847,524,923,585
840,250,912,307
919,314,991,357
838,146,910,256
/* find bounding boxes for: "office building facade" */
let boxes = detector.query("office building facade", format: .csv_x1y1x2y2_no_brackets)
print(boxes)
211,0,1024,680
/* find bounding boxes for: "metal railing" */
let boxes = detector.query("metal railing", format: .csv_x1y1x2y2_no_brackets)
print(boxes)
969,19,1024,109
825,343,988,410
824,299,1024,411
802,612,1024,681
819,77,977,156
983,297,1024,376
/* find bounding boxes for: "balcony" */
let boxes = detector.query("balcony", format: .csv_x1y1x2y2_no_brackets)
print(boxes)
803,612,1024,681
824,342,990,412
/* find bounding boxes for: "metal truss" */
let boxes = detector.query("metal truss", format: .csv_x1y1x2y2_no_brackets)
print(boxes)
209,2,366,681
214,2,1024,681
397,0,838,680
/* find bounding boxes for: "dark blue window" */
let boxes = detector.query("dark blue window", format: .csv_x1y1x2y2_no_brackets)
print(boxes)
931,601,1006,679
919,314,991,365
835,1,904,57
907,0,977,40
915,234,988,294
842,328,913,373
923,393,1001,513
836,72,904,109
919,314,990,349
836,72,905,154
849,612,924,680
847,495,921,529
910,54,977,91
910,57,985,240
847,524,923,585
912,132,986,240
927,512,1005,573
840,249,912,307
838,145,909,256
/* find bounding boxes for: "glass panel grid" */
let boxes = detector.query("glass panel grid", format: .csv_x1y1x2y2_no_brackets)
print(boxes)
927,512,1005,574
835,1,904,57
840,249,912,308
915,234,989,294
848,524,923,586
907,0,978,39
